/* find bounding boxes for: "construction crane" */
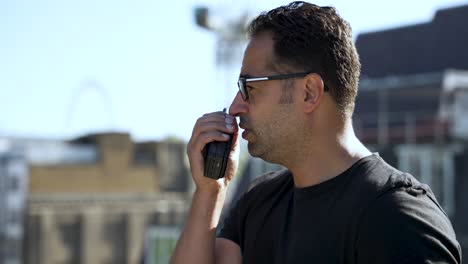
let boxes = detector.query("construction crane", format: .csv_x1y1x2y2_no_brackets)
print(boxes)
194,3,255,105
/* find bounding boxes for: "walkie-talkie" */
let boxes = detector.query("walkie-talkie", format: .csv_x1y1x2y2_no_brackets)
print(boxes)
204,108,233,179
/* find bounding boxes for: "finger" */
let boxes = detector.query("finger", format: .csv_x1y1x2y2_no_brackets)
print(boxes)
191,114,232,137
202,110,228,117
195,121,238,137
189,131,232,156
199,112,236,124
198,114,236,127
189,115,237,141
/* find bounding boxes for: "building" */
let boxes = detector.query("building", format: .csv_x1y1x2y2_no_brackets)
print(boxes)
0,143,28,264
0,132,192,264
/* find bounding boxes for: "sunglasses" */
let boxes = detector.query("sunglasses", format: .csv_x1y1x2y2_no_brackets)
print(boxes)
237,72,329,101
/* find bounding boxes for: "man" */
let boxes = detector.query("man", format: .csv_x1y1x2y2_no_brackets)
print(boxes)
171,2,462,263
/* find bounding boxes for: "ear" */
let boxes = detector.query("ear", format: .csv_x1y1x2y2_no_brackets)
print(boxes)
302,73,325,113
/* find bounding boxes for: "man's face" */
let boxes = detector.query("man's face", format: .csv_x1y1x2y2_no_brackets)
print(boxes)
230,32,302,163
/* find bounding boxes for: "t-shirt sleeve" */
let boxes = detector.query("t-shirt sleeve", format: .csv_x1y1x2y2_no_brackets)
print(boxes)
216,194,244,248
216,170,283,248
355,187,462,264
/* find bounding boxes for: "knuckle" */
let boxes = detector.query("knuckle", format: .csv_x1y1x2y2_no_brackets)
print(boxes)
200,132,211,142
202,132,216,143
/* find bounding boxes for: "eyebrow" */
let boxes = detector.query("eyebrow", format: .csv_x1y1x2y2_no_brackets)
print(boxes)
239,73,254,79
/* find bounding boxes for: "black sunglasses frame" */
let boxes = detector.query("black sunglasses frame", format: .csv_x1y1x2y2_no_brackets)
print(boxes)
237,72,329,101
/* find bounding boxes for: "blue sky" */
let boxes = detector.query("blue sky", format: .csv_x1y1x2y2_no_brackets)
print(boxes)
1,0,467,142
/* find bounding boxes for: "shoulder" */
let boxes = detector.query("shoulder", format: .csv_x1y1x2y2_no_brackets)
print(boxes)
355,154,450,216
359,186,454,236
350,155,461,262
352,154,425,198
355,185,462,263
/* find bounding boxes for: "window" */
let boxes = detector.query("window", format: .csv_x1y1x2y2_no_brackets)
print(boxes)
396,145,460,217
7,176,19,191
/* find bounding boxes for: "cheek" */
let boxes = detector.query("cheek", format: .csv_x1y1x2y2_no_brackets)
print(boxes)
253,113,276,136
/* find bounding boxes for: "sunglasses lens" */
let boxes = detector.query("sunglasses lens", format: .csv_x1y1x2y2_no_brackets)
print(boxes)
237,79,248,100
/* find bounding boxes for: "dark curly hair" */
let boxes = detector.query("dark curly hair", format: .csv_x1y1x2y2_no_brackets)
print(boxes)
248,1,360,118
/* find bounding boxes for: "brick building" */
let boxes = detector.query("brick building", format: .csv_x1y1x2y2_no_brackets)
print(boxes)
1,132,191,264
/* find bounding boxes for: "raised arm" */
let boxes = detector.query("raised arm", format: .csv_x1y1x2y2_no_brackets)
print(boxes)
170,111,241,264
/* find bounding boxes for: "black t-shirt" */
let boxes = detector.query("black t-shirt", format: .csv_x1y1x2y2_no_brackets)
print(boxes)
218,154,462,263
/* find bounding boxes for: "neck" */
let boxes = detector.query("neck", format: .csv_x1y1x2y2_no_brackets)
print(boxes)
285,118,372,188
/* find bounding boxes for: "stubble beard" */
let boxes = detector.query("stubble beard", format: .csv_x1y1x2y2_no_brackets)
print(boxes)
246,79,298,164
247,106,296,165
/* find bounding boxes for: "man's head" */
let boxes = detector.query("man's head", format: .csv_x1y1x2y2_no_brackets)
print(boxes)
229,1,360,164
247,1,360,118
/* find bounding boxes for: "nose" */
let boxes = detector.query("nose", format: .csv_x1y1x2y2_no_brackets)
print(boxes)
229,91,248,117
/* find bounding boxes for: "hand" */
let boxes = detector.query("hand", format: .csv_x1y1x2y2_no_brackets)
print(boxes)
187,111,239,193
